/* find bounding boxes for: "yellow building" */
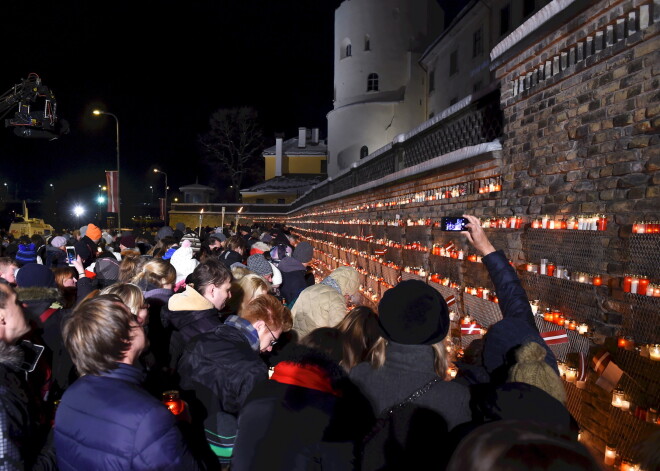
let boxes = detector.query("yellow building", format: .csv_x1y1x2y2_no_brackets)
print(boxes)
241,127,327,204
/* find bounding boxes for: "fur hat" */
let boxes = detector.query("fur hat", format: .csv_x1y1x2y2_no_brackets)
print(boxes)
86,224,102,241
247,253,273,277
508,342,566,404
15,263,56,288
170,242,199,284
293,241,313,263
50,236,67,248
377,279,449,345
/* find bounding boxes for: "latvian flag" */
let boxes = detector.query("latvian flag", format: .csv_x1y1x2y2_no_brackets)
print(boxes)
445,295,456,308
591,349,624,392
374,248,387,256
461,323,482,335
444,241,455,251
541,329,569,345
365,235,374,241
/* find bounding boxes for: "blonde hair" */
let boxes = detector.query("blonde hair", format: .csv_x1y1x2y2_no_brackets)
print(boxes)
131,258,176,288
118,253,146,283
231,266,252,281
368,337,448,379
100,283,145,316
229,273,270,314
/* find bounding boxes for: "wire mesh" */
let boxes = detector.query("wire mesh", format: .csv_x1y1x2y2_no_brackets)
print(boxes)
522,229,608,274
627,234,660,278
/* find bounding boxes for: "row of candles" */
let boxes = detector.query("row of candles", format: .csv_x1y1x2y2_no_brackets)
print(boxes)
632,221,660,234
621,275,659,296
531,214,608,231
525,259,603,285
287,177,504,219
536,306,591,335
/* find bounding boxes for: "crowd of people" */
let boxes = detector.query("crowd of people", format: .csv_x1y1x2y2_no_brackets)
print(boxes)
0,216,614,470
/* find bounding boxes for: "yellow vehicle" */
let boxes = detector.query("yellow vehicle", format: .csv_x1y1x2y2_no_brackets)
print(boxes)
8,201,54,237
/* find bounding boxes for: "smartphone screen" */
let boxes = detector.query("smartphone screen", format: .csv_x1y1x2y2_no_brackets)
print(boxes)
440,217,467,231
66,246,76,265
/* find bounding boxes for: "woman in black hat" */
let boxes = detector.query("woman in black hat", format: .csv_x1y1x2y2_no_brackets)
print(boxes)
349,279,471,470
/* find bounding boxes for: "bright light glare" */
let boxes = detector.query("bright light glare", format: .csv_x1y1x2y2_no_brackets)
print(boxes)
97,196,106,204
73,206,85,217
92,110,102,115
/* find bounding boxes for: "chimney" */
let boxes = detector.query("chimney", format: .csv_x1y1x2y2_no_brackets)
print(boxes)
298,127,306,148
275,138,283,177
311,128,319,144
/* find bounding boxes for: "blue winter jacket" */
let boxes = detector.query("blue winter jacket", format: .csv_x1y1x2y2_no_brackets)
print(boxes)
54,363,199,470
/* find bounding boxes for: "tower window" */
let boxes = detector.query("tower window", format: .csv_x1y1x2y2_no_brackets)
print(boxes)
500,5,511,36
340,38,352,59
346,44,352,57
367,73,379,92
360,146,369,159
364,35,370,51
429,69,435,93
473,27,483,57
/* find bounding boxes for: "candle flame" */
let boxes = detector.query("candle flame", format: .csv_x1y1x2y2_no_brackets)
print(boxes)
238,207,243,214
200,209,204,214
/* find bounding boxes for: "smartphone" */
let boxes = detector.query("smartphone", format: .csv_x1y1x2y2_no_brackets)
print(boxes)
66,246,76,266
18,340,45,373
440,217,467,231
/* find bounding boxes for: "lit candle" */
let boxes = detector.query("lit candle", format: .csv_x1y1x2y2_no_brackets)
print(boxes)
612,388,625,408
447,366,458,379
650,344,660,361
630,277,639,294
557,361,567,377
604,445,617,466
638,277,649,296
623,276,632,293
530,300,540,315
578,323,589,335
593,275,602,286
565,367,577,382
542,215,548,229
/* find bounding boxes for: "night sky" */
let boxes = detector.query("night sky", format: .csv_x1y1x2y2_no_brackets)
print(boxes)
1,1,342,220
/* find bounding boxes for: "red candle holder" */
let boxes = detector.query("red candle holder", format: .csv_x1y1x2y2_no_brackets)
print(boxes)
623,276,632,293
593,275,602,286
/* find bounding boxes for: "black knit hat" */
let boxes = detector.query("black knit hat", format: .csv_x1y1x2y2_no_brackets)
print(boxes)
293,241,313,263
377,279,449,345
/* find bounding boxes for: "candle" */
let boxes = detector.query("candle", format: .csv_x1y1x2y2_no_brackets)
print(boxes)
638,277,649,296
162,390,184,415
568,320,577,331
623,276,632,293
612,388,625,408
448,366,458,378
542,215,548,229
540,259,548,275
557,361,567,377
597,215,608,231
650,344,660,361
630,277,639,294
530,300,540,315
604,445,617,466
578,323,589,335
565,367,577,382
593,275,602,286
543,309,554,322
547,263,556,277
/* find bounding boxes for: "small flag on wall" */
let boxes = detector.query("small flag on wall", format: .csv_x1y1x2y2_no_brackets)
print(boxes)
541,329,569,345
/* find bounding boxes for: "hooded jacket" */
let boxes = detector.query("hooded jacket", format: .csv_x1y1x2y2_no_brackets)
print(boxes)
54,363,199,470
277,256,310,307
291,266,359,338
43,245,67,269
160,287,222,370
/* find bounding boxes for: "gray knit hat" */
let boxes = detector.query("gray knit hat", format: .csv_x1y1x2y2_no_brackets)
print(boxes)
50,236,67,248
293,241,313,263
247,253,273,277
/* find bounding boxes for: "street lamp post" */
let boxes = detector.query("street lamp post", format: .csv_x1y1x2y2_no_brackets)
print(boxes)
93,109,120,229
154,168,168,226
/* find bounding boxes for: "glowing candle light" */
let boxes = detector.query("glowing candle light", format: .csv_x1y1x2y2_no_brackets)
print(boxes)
650,344,660,361
565,367,577,382
611,388,625,408
604,445,617,466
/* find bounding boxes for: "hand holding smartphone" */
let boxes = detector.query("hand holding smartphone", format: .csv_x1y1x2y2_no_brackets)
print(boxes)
66,246,76,266
439,216,468,231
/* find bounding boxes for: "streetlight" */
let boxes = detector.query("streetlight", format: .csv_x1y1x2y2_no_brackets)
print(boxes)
73,205,85,227
93,109,120,229
154,168,168,225
149,185,153,205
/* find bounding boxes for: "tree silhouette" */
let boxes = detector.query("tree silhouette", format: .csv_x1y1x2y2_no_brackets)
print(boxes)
199,106,264,202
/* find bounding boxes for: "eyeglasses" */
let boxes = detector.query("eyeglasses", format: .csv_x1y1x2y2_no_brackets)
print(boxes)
265,324,278,348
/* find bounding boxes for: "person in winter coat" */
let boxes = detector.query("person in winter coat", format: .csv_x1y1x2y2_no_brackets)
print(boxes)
169,240,199,290
349,279,472,470
0,282,57,470
177,294,293,470
278,241,314,307
218,235,247,270
15,236,38,267
73,223,102,268
231,333,374,471
161,258,232,371
291,265,359,339
54,295,199,470
457,214,559,385
43,236,69,269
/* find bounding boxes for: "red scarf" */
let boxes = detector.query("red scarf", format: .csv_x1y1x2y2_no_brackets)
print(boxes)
270,362,340,396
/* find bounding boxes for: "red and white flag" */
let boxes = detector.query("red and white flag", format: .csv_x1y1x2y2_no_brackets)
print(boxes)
444,241,455,251
577,352,588,382
461,323,482,335
541,329,569,345
365,235,374,241
159,198,166,222
591,349,612,375
445,295,456,307
105,171,119,213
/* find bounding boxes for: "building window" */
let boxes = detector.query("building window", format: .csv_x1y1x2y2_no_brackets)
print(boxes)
367,73,379,91
277,198,285,204
360,146,369,159
449,50,458,76
450,97,458,106
473,80,482,93
500,5,510,36
321,160,327,174
523,0,535,17
473,27,483,57
340,38,352,59
256,198,264,204
429,112,435,119
429,69,435,93
364,35,370,51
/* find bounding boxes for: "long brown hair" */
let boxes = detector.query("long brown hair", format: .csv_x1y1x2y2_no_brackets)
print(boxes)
335,306,381,371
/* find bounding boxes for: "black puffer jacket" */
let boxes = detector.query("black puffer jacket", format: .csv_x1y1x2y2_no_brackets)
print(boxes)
177,318,268,467
160,287,222,371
